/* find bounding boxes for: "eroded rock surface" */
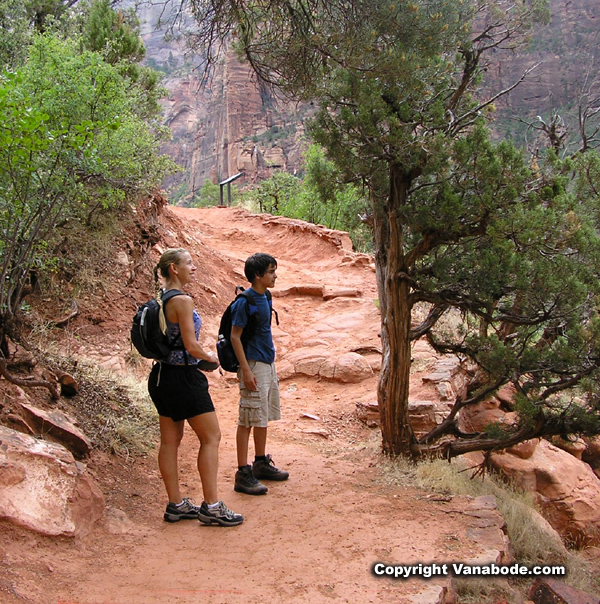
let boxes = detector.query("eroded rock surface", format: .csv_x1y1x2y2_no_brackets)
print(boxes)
0,425,104,536
490,439,600,547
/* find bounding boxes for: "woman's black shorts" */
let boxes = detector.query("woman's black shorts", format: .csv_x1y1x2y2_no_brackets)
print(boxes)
148,363,215,421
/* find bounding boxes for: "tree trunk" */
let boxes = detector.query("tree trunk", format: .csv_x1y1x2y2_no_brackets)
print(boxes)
373,166,417,456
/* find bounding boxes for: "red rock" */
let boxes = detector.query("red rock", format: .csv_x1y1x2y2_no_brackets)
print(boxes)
330,352,373,383
506,439,539,460
529,578,600,604
491,439,600,547
0,426,104,536
551,436,587,460
322,287,362,300
20,404,92,458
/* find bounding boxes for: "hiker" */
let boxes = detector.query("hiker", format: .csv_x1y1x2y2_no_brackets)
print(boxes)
148,247,243,526
230,253,289,495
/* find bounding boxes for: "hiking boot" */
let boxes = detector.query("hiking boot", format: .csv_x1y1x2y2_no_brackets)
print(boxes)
198,501,244,527
234,465,268,495
163,497,202,522
252,454,289,481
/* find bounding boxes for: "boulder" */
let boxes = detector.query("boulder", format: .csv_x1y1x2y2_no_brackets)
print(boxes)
529,578,600,604
20,403,92,458
276,359,295,380
0,425,104,536
285,349,373,383
581,436,600,472
505,438,539,460
272,284,324,298
458,396,518,433
462,495,513,565
490,439,600,547
551,436,587,461
285,348,328,377
422,356,470,402
322,286,362,300
408,400,453,439
495,383,518,409
324,352,373,383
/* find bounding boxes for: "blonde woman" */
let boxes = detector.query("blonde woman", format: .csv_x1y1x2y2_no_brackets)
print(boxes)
148,248,243,527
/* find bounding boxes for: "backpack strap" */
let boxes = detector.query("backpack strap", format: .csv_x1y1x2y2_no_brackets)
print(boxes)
238,287,279,326
161,288,184,308
265,289,279,326
160,289,188,364
160,289,185,342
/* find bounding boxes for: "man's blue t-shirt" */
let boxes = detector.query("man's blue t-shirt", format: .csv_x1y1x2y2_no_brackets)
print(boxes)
231,288,275,364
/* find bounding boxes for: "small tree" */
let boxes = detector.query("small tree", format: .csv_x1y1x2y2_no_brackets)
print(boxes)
192,179,222,207
254,171,302,214
300,144,371,250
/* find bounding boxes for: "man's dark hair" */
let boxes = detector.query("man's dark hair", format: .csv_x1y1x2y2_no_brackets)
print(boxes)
244,253,277,283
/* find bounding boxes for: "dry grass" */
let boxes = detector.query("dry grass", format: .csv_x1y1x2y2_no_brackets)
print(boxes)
378,455,600,602
452,577,517,604
41,351,159,456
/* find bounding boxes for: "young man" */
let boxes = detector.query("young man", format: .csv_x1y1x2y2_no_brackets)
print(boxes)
230,253,288,495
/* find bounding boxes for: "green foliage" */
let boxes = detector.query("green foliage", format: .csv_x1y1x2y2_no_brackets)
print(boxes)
0,0,31,68
24,0,69,31
251,123,297,145
255,170,302,214
247,144,372,251
192,179,222,207
0,24,177,341
0,68,94,326
81,0,145,65
298,145,372,251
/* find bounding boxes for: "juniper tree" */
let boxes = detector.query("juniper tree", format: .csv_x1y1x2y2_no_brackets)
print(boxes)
166,0,600,457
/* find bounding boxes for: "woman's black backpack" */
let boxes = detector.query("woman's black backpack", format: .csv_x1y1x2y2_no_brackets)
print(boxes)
131,289,184,361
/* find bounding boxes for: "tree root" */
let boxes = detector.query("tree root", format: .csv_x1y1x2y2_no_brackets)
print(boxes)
51,300,79,327
0,359,60,400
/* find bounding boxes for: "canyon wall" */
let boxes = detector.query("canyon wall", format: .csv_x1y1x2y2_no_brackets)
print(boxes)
134,0,598,203
135,2,309,204
488,0,599,121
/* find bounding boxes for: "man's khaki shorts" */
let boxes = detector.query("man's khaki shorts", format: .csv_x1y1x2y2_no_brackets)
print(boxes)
238,361,281,428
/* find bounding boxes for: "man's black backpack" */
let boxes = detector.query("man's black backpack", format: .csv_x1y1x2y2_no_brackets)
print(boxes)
131,289,185,361
217,286,278,372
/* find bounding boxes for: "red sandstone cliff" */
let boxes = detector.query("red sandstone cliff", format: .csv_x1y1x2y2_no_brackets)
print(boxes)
136,0,598,202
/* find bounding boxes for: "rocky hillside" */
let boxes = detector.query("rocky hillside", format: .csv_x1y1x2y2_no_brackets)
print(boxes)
487,0,599,133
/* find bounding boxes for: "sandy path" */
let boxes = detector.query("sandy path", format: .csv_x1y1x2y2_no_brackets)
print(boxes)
1,207,490,604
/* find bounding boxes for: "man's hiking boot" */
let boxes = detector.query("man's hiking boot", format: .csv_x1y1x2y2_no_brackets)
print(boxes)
252,454,289,481
198,501,244,527
163,497,202,522
234,465,268,495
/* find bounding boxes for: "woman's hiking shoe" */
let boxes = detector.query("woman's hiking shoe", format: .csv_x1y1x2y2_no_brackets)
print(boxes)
198,501,244,527
163,497,202,522
252,454,289,481
234,465,268,495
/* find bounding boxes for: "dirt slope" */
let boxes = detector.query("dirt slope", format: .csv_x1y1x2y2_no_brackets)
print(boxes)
1,207,495,604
